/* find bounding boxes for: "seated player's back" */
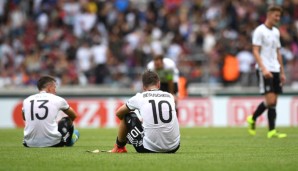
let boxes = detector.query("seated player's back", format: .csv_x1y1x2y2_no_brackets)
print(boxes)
128,90,180,152
23,92,68,147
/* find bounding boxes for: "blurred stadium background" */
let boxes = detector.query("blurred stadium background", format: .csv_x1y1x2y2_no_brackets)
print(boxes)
1,0,298,91
1,2,298,170
0,0,298,128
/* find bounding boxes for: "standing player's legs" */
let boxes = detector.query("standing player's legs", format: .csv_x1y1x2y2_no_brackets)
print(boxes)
265,92,277,131
265,92,286,138
266,73,286,138
159,82,178,94
160,82,179,118
247,70,268,135
172,82,179,118
247,71,286,138
247,100,267,136
159,83,169,92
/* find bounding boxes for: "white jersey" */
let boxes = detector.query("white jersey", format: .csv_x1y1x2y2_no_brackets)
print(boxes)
22,91,69,147
252,24,281,72
126,90,180,152
147,58,179,83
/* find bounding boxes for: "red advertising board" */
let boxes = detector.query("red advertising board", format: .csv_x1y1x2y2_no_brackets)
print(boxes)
13,99,125,128
9,97,295,128
13,98,213,127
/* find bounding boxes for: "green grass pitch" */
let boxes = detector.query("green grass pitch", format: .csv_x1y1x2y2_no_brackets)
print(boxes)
0,127,297,171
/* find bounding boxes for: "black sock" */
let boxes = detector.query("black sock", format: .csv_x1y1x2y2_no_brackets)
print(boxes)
268,107,276,131
252,102,267,121
116,137,126,148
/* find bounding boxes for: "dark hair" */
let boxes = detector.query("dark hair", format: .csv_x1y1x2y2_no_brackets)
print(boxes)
37,75,56,90
267,5,283,13
142,70,160,87
153,54,163,60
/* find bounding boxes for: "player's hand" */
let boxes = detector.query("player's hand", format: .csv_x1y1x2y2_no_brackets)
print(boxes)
262,69,273,79
280,72,286,86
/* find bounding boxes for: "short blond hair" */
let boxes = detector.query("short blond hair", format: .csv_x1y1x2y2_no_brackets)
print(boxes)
267,5,283,13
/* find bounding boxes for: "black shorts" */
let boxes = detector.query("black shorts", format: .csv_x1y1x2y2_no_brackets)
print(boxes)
256,70,283,95
160,82,178,94
125,112,179,153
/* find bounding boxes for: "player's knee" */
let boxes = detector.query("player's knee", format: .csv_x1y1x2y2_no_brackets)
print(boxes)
266,101,276,108
124,112,142,130
267,105,276,109
58,117,73,127
266,99,276,108
58,117,74,144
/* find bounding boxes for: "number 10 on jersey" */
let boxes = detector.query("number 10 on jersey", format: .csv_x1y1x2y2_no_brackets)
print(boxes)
149,100,173,124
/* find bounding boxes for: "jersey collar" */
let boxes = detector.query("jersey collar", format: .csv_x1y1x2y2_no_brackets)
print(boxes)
148,89,159,91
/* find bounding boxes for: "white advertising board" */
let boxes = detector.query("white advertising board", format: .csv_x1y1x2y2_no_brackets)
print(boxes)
0,96,297,128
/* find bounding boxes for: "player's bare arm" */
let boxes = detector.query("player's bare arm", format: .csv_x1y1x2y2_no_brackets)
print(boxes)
62,107,77,121
252,45,273,78
277,48,286,84
116,104,130,120
114,104,130,144
22,111,25,121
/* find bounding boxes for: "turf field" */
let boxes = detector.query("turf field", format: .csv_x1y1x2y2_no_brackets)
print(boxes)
0,127,297,171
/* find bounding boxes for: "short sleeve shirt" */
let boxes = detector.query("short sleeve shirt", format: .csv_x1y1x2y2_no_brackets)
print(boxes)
22,91,69,147
252,24,281,72
126,90,180,152
147,58,179,83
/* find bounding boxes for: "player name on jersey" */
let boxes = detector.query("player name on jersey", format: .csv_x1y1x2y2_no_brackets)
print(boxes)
143,92,171,98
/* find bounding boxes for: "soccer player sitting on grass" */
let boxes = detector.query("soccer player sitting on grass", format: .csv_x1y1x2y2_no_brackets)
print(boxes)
108,70,180,153
22,75,80,147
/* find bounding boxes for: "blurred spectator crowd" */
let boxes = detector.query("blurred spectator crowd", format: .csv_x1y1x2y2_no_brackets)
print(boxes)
0,0,298,90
